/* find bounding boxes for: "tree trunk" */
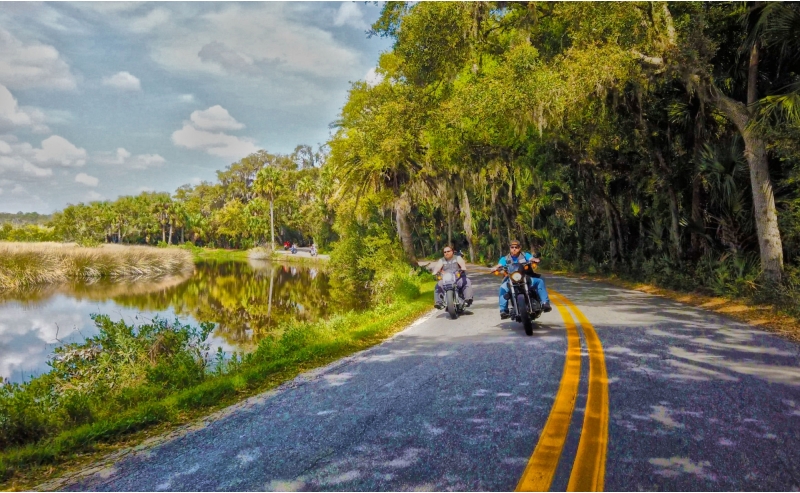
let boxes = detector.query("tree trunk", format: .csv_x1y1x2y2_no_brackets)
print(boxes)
394,192,418,264
161,222,166,243
168,222,173,245
691,101,705,256
666,182,681,261
711,91,784,282
604,199,618,268
181,228,184,244
447,215,452,247
459,187,476,262
270,198,275,250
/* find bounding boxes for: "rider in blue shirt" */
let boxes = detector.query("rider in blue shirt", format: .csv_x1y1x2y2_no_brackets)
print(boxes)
490,239,552,319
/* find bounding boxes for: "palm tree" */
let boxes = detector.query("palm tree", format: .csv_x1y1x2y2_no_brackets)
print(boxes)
254,166,283,250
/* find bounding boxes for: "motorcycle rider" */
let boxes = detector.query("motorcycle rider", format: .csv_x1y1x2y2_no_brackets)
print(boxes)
490,239,552,319
430,245,474,309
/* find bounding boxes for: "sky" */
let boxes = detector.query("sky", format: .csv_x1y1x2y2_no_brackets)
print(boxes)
0,2,391,213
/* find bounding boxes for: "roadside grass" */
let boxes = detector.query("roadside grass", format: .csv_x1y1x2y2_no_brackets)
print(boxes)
0,277,435,490
0,242,194,292
179,244,249,263
545,267,800,343
269,252,329,265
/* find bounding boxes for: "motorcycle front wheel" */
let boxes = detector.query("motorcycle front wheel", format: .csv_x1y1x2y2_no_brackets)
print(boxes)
517,293,533,335
445,290,458,320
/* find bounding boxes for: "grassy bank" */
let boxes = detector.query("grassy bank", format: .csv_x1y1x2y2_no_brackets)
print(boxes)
0,243,194,292
0,274,434,489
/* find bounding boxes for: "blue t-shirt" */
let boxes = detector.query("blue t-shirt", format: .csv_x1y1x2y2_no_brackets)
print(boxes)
498,252,532,266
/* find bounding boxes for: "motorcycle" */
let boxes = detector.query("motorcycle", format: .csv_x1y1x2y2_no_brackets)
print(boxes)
436,270,467,320
290,244,297,254
310,246,318,256
493,259,543,335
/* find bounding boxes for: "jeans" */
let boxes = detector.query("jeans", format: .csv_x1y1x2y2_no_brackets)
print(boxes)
435,275,473,304
499,277,549,311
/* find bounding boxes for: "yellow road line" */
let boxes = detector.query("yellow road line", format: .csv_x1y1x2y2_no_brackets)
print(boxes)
552,291,609,492
515,297,581,492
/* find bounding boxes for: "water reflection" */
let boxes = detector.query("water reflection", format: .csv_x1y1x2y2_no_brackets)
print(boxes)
0,260,360,383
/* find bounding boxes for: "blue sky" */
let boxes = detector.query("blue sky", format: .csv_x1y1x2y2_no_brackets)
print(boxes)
0,2,391,213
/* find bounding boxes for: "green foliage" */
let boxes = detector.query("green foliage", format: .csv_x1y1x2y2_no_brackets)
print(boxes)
0,274,434,485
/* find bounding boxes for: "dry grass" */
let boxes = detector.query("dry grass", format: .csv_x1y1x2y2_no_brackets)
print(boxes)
0,242,194,292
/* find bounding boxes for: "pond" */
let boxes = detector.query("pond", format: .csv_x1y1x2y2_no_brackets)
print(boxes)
0,259,359,384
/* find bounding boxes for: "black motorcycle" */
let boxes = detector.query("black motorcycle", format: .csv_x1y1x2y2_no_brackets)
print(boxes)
437,270,467,320
494,260,543,335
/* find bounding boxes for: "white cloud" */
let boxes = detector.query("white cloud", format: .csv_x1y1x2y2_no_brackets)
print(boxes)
23,161,52,177
190,105,244,131
180,94,195,103
0,84,50,133
95,147,165,169
334,3,368,30
0,139,54,178
129,7,171,33
172,105,257,158
33,135,86,167
74,172,98,187
148,4,360,79
131,153,165,169
102,71,141,91
0,28,76,90
11,184,25,194
172,123,258,158
365,67,384,87
85,191,104,201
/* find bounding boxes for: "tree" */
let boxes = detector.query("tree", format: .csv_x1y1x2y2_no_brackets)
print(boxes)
254,166,284,249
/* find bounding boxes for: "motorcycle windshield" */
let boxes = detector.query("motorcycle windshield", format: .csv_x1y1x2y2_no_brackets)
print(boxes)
507,262,525,274
441,272,457,284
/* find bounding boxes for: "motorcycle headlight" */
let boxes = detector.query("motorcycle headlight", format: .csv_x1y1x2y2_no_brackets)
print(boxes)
510,272,523,282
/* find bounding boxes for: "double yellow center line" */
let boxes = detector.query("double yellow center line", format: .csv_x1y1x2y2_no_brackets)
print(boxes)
515,290,609,492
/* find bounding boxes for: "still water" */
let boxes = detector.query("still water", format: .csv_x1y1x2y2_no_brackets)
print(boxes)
0,260,358,384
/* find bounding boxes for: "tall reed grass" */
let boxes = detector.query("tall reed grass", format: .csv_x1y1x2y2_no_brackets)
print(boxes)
0,242,194,292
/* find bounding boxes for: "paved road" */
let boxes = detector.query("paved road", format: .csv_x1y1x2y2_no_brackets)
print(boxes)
55,269,800,491
273,247,329,260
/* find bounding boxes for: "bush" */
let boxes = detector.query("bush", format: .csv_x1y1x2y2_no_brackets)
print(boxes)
0,316,213,452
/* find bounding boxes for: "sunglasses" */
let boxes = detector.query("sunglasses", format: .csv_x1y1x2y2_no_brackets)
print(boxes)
510,245,521,249
443,250,452,253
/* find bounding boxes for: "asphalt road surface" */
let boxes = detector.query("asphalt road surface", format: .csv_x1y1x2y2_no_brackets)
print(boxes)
54,268,800,491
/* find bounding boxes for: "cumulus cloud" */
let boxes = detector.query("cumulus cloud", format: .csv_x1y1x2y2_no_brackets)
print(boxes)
334,3,368,30
74,172,98,187
0,135,84,181
33,135,86,167
365,67,384,87
190,105,244,131
102,71,141,91
95,147,165,169
172,105,257,158
0,28,76,90
22,161,52,177
0,84,51,133
172,124,258,158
